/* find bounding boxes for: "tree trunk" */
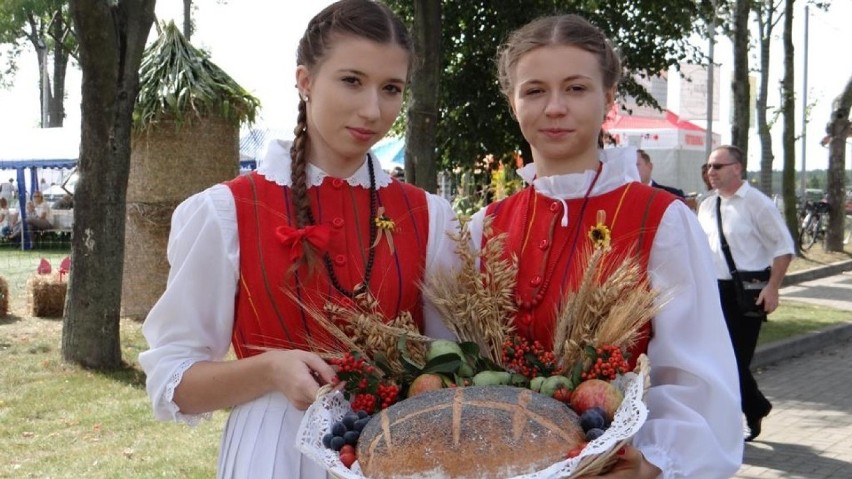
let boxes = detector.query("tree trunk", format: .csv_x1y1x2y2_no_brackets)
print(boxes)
48,11,70,127
183,0,192,40
824,75,852,252
63,0,156,370
406,0,441,193
781,0,799,253
755,3,775,195
731,0,751,170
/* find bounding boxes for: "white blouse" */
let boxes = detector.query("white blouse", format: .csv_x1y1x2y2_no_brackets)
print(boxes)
139,140,458,478
470,147,744,479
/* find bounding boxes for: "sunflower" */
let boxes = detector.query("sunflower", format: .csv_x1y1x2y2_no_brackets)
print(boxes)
588,209,611,250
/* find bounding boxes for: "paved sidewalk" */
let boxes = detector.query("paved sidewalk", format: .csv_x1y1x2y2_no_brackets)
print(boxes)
781,270,852,311
735,340,852,478
736,267,852,478
753,270,852,369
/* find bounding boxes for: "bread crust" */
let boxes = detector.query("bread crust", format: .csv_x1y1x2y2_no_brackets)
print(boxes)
357,386,585,478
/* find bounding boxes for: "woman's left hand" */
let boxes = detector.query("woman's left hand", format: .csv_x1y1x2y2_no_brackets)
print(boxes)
577,445,661,479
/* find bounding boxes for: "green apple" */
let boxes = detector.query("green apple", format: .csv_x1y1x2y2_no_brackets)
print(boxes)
539,375,573,397
530,376,546,392
472,370,511,386
426,339,465,362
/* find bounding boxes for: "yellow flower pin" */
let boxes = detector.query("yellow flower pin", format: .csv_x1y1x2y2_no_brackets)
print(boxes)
372,206,396,253
588,209,611,250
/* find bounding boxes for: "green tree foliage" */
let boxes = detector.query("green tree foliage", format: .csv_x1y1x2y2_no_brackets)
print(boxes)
0,0,77,126
386,0,709,172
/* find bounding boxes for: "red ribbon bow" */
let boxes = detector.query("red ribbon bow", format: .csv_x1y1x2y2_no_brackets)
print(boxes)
276,224,333,263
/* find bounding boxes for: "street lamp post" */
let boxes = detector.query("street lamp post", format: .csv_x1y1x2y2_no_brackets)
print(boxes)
800,6,809,194
705,1,717,162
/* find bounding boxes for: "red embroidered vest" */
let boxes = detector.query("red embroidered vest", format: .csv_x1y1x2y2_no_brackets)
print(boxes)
484,182,675,367
227,173,430,358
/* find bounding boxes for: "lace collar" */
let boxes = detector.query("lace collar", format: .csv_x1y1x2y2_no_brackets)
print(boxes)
256,138,393,189
517,147,640,200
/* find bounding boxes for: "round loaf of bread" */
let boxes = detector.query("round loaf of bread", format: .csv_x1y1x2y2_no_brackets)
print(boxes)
356,385,585,479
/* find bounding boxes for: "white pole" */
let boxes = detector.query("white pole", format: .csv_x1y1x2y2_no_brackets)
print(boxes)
705,2,716,161
38,40,49,128
800,5,809,193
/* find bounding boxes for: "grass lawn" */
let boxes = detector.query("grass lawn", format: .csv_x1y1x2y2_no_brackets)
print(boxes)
0,316,225,478
760,300,852,346
0,243,849,477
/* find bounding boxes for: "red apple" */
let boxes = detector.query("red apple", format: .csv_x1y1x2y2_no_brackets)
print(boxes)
407,373,446,397
569,379,623,421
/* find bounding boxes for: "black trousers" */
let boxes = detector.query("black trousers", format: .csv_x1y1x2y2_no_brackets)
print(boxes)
717,280,773,422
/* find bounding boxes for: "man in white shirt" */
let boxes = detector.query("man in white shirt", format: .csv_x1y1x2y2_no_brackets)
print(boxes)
697,145,795,442
0,178,16,205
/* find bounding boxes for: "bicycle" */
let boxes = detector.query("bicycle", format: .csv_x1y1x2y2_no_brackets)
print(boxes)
799,200,852,250
798,200,829,251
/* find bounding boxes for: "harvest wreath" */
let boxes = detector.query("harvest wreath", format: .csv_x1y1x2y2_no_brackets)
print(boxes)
296,214,660,478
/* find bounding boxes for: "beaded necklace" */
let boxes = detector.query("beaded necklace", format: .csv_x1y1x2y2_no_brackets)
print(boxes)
515,162,602,311
304,155,378,299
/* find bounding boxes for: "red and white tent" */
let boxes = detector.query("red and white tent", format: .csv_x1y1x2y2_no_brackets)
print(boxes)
602,108,721,195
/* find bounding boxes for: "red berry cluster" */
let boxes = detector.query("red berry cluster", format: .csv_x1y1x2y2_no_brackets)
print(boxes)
350,393,378,414
329,352,401,415
581,345,629,381
329,352,375,375
501,336,560,379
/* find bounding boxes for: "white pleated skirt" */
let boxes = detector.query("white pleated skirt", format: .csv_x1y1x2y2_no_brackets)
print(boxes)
217,392,328,479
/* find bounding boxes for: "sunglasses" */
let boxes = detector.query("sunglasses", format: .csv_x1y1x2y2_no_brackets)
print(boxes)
706,162,737,170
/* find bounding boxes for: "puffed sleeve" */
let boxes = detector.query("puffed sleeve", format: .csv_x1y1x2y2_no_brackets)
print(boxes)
138,184,240,425
633,200,743,478
422,193,460,340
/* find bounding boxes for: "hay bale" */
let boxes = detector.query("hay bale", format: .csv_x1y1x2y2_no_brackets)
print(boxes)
0,276,9,317
122,202,174,320
28,273,68,318
127,116,239,203
122,115,239,320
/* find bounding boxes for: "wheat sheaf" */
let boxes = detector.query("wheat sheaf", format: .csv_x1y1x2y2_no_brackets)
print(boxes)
552,244,663,371
421,215,518,366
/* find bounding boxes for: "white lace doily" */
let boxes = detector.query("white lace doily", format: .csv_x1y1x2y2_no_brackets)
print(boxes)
297,368,648,479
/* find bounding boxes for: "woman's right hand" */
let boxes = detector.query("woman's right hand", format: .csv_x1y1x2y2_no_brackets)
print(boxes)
263,349,338,410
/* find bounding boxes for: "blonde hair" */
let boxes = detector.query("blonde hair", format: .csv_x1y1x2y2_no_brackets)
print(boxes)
496,14,621,100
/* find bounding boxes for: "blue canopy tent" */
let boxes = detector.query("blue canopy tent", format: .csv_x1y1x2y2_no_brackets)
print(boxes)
2,127,261,249
372,136,405,171
239,127,290,171
0,128,78,250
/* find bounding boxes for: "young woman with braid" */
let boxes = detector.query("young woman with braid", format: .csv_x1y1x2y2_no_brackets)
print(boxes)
139,1,457,477
469,15,743,478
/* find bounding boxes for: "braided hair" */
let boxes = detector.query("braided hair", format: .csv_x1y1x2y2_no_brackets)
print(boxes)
290,0,413,272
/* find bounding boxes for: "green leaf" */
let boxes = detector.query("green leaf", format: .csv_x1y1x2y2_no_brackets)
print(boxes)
133,20,259,132
458,341,481,357
421,354,462,374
